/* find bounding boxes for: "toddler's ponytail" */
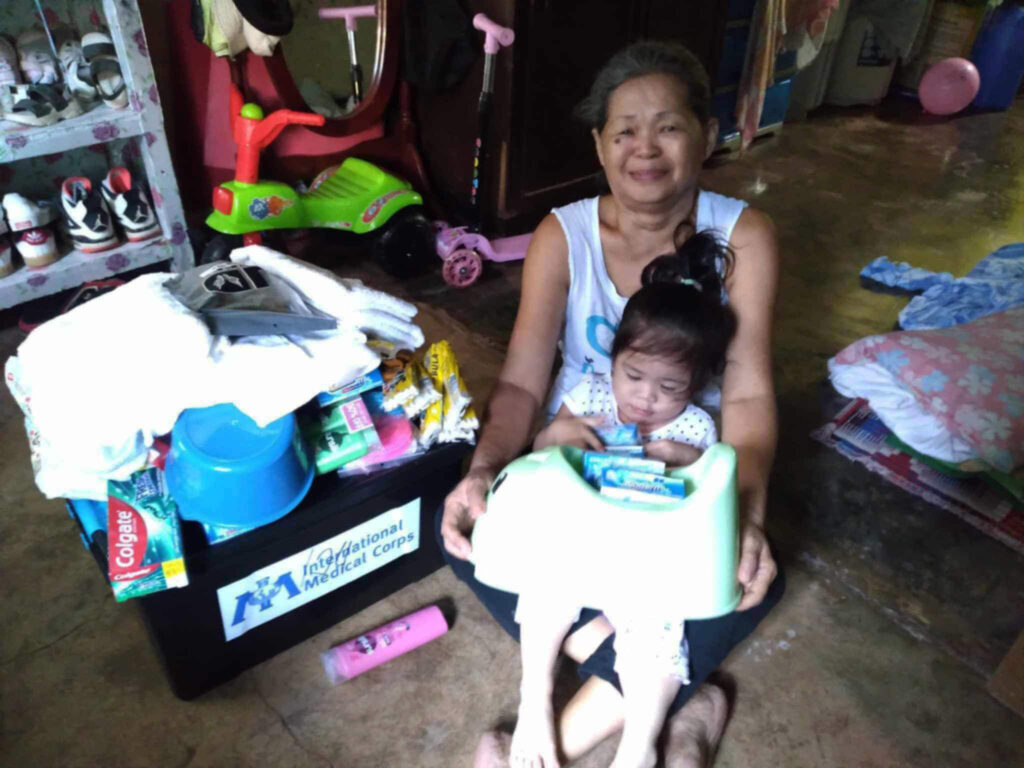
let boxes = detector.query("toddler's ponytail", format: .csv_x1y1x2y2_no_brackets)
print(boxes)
613,231,737,395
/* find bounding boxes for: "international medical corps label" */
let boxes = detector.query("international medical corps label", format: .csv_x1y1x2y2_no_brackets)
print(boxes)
217,499,421,641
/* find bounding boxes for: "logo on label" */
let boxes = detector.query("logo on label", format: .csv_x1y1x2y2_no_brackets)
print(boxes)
108,498,157,580
217,499,422,641
230,573,302,627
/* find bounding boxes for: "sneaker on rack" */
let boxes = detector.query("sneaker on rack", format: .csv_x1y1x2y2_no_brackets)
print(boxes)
15,226,59,269
0,216,15,278
62,177,119,253
0,35,22,115
2,192,58,231
101,168,161,242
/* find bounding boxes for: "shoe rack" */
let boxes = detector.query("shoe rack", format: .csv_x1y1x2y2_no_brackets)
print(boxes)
0,0,193,310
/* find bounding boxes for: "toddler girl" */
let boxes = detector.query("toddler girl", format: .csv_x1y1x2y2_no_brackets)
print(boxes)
513,231,737,768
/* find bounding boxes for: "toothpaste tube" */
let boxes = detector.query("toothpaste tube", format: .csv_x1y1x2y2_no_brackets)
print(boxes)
604,445,645,457
594,423,640,447
107,467,189,602
600,467,686,499
581,451,666,488
316,368,383,408
316,396,375,434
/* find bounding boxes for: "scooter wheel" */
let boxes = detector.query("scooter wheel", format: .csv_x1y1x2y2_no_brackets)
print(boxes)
442,249,483,287
373,207,435,278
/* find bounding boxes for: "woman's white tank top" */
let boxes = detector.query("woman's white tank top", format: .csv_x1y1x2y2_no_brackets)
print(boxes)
547,190,749,419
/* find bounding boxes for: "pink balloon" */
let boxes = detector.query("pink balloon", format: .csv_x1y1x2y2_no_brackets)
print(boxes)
918,58,981,115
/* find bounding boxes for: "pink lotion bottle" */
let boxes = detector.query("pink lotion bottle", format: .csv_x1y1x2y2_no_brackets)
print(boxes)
321,605,449,683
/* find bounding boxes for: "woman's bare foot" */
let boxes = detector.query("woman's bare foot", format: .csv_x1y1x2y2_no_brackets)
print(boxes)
510,698,561,768
662,684,729,768
473,730,512,768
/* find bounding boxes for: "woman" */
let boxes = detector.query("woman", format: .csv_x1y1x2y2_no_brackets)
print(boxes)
436,41,784,768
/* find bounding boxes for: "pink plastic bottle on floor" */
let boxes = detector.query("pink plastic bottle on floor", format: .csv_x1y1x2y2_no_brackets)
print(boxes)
321,605,449,683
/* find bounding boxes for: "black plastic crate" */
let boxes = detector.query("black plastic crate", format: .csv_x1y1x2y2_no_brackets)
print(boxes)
72,443,470,700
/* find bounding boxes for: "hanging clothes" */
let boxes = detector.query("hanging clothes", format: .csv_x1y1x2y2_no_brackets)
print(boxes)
736,0,839,150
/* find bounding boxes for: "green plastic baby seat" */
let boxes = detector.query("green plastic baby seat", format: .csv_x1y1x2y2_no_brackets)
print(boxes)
471,443,741,620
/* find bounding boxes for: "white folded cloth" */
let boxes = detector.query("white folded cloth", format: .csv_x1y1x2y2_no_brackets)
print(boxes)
6,250,421,500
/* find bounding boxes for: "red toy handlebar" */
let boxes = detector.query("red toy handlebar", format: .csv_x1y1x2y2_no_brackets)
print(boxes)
227,81,326,184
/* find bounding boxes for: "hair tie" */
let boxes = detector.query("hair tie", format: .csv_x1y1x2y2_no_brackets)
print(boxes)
678,277,703,292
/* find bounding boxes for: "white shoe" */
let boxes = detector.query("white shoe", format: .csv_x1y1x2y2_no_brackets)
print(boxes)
15,227,59,268
54,25,97,103
0,234,15,278
62,177,119,253
0,36,21,115
2,192,58,232
101,167,161,242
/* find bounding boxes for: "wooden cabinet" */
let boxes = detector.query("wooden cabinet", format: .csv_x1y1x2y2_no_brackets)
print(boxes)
416,0,729,234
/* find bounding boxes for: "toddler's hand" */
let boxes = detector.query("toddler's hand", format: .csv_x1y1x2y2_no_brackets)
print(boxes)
534,416,605,451
644,439,702,467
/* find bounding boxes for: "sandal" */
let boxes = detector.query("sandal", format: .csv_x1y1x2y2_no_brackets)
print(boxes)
53,24,96,103
4,83,81,125
81,31,127,109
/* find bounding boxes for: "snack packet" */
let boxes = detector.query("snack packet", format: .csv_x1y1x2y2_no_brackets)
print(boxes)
425,340,472,431
382,365,419,411
401,362,441,419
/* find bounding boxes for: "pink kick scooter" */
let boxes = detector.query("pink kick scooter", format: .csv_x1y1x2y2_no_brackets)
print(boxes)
435,14,533,287
317,5,377,106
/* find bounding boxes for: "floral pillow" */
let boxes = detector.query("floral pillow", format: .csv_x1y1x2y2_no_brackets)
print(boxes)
833,307,1024,473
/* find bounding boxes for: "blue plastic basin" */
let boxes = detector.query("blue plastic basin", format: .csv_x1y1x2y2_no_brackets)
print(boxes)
165,403,314,528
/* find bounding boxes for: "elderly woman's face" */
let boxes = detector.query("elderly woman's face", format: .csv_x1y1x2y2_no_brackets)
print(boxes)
593,73,715,208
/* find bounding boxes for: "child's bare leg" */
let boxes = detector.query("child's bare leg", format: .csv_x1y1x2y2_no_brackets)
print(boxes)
510,593,579,768
610,657,682,768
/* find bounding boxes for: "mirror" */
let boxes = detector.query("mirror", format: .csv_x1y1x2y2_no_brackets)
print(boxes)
279,0,381,119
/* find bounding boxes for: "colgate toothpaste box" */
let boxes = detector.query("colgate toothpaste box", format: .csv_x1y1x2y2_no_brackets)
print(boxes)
107,467,189,602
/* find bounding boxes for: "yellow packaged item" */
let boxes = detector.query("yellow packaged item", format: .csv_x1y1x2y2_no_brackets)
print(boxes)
402,362,442,419
426,340,472,430
382,365,419,411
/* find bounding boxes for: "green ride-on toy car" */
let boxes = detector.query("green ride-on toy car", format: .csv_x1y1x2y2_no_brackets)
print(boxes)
200,79,434,277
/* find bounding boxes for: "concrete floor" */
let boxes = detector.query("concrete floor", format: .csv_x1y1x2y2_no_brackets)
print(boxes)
2,98,1024,767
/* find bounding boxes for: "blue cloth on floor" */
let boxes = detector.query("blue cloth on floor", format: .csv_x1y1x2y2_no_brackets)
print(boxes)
861,256,954,294
859,244,1024,330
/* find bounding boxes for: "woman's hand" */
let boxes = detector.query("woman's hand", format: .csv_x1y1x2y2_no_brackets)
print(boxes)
736,520,777,610
440,466,496,561
643,439,702,467
533,415,605,452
